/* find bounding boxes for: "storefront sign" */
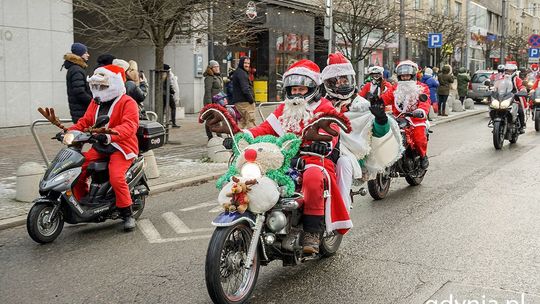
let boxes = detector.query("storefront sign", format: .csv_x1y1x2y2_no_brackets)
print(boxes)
246,1,257,20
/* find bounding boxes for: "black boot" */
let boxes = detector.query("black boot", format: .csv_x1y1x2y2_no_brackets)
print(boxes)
119,206,136,231
420,156,429,170
302,215,324,254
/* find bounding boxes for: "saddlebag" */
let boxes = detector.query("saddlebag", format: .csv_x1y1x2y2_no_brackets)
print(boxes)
137,120,166,153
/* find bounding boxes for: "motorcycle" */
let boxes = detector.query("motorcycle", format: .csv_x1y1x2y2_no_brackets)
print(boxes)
26,109,155,243
201,106,351,304
486,78,526,149
530,89,540,132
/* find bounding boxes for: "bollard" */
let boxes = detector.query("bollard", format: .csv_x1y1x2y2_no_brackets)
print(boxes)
428,104,437,119
16,162,45,202
464,98,475,110
451,95,464,112
444,96,453,115
207,137,232,163
143,150,160,179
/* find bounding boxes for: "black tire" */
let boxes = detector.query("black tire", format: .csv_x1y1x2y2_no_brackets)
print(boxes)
493,120,504,150
405,169,426,186
535,114,540,132
27,204,64,244
132,195,146,220
367,172,391,200
509,131,519,144
205,224,260,304
319,230,343,257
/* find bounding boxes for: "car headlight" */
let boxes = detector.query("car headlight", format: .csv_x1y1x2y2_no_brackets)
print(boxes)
240,163,262,179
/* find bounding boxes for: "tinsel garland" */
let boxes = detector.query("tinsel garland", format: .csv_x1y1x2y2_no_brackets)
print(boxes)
198,103,241,133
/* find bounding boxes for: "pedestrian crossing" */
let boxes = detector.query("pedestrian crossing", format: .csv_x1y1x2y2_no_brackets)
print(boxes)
138,201,223,243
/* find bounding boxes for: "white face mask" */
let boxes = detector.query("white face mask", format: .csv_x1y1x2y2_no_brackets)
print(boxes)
88,72,125,102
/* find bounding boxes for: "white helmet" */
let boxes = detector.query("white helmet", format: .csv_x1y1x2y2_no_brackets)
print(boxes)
367,66,384,75
395,60,419,81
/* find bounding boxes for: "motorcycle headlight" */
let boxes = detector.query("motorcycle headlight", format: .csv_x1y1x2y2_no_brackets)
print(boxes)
50,168,80,186
64,133,75,145
501,98,512,108
535,98,540,104
490,100,499,109
240,163,262,179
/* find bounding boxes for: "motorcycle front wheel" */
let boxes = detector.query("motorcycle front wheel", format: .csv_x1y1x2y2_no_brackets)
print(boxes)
320,230,343,257
492,120,505,150
367,171,391,200
205,223,260,304
405,168,426,186
535,112,540,132
27,203,64,244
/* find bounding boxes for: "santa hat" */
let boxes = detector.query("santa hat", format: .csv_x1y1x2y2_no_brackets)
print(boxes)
112,59,130,73
532,63,539,70
283,59,321,85
321,52,355,81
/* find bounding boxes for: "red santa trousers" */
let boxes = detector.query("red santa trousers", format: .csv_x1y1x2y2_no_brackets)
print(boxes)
410,126,428,157
73,148,133,208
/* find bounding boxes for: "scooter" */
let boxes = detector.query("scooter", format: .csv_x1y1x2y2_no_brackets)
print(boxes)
26,112,149,243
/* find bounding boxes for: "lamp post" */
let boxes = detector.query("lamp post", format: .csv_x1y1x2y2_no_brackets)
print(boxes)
325,0,333,54
500,0,507,64
399,0,406,60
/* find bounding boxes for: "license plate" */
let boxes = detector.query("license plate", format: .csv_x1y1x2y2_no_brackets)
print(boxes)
477,86,488,91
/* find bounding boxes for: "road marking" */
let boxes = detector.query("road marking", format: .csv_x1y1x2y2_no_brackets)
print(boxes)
209,205,224,213
153,234,212,243
162,212,192,234
138,219,162,242
179,201,217,212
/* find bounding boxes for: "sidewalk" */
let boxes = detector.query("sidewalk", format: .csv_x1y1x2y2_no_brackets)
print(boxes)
0,104,487,226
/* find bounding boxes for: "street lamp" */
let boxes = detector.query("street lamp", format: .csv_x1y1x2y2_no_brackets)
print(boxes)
399,0,406,60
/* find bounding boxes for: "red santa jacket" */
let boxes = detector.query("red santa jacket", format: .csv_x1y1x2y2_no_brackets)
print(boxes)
244,97,352,234
359,81,393,98
380,81,431,127
69,94,140,159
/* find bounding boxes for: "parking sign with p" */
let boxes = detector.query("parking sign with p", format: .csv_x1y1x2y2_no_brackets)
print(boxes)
529,48,540,58
428,33,443,48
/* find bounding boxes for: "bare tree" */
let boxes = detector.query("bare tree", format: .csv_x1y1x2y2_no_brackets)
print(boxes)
319,0,399,80
477,36,500,69
505,33,529,67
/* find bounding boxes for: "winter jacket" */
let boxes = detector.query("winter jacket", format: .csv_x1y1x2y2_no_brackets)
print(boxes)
456,72,471,98
203,69,224,105
231,57,255,104
421,74,439,103
63,53,92,123
437,65,455,96
125,80,148,104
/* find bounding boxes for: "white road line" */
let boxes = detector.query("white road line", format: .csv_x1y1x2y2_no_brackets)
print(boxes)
179,201,217,212
162,212,192,234
138,219,162,243
154,234,213,243
209,205,224,213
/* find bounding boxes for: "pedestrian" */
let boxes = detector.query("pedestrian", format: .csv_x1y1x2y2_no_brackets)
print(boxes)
204,60,225,140
231,56,256,128
383,64,391,80
421,67,439,116
163,64,181,128
96,53,116,69
456,67,470,105
437,64,455,116
62,42,92,123
432,66,440,80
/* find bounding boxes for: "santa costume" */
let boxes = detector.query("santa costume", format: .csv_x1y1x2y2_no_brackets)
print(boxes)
380,60,431,158
243,59,352,240
69,64,139,228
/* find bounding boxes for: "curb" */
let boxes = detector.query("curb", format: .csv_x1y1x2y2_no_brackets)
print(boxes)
0,171,226,231
431,108,487,126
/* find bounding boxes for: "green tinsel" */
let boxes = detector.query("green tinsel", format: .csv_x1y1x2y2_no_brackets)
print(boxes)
216,132,301,196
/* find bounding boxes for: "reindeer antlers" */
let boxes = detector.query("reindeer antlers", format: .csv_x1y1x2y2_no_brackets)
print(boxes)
37,107,67,131
83,127,119,135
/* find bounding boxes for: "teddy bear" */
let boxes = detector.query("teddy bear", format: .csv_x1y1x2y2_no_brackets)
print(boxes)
224,176,258,213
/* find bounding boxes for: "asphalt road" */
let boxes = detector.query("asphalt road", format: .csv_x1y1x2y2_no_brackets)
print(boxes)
2,109,540,304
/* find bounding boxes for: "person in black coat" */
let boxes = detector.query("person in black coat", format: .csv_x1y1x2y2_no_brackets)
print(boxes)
231,56,256,128
62,43,92,123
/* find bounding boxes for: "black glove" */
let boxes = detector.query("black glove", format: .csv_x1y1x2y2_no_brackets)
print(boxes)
308,141,330,155
412,109,425,119
369,97,388,125
95,134,109,144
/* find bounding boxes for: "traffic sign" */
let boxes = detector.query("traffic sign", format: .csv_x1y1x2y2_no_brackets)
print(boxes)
528,34,540,47
428,33,443,48
528,48,540,58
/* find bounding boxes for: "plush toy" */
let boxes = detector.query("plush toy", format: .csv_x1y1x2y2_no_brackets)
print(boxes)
224,176,258,213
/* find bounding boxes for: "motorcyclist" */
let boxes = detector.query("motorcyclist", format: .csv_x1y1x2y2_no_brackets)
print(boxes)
321,52,402,210
204,59,352,254
490,64,506,82
380,60,431,169
66,64,140,231
359,66,393,99
504,63,527,133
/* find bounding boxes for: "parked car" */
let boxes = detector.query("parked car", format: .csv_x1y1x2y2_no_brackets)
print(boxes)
468,70,496,103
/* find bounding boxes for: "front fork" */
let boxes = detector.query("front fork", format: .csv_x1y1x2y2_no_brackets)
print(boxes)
245,214,265,269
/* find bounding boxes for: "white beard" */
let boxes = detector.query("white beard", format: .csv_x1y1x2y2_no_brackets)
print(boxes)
91,86,124,102
394,80,423,112
279,97,312,134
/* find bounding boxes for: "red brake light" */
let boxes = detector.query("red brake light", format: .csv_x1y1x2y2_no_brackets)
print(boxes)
468,82,472,90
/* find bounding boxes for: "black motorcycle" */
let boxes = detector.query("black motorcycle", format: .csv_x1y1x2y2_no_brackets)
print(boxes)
367,112,429,200
530,89,540,132
26,114,162,243
486,79,526,149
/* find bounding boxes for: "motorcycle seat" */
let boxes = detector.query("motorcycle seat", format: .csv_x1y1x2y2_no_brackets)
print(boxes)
87,161,109,172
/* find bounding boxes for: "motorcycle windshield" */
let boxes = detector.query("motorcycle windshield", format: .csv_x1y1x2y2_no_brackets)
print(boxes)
493,77,513,100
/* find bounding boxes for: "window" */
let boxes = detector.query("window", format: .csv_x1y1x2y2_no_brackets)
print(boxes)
443,0,450,16
454,1,462,18
429,0,437,13
534,4,537,16
415,0,421,9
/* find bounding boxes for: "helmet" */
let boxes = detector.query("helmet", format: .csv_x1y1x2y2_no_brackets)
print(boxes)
323,75,356,100
505,63,517,75
497,64,505,73
283,74,320,102
367,66,384,75
395,60,418,81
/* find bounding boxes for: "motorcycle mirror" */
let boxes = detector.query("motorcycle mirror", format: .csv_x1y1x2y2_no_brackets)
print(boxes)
94,115,110,128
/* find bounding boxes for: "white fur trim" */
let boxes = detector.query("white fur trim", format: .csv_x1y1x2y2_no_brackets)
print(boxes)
321,63,355,81
283,67,321,85
368,131,401,168
266,113,285,136
242,129,253,137
111,142,137,160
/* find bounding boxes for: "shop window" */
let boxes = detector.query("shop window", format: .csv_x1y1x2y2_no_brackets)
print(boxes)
275,32,310,76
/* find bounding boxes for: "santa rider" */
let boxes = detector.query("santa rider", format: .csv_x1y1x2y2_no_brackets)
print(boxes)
359,65,393,99
380,60,431,170
490,64,506,82
321,52,402,210
504,62,527,133
205,59,352,254
66,64,140,231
